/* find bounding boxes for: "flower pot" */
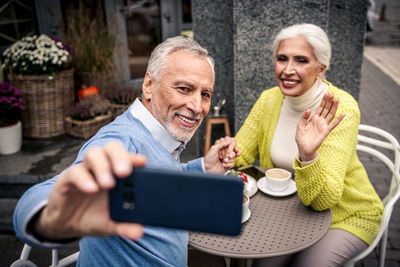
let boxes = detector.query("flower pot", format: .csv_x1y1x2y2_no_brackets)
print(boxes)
0,120,22,155
65,112,112,139
7,69,75,138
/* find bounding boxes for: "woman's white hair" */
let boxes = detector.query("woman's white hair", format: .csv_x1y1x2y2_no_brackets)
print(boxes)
272,23,331,70
146,36,215,83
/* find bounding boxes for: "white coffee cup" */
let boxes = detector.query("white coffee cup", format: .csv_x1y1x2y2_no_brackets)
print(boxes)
242,195,249,219
265,168,292,192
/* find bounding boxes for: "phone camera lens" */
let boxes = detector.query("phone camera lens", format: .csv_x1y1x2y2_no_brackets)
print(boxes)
123,192,135,201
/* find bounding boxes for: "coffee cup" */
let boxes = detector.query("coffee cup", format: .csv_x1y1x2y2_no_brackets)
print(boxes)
265,168,292,192
242,195,249,219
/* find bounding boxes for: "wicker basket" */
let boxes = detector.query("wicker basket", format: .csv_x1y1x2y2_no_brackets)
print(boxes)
110,103,129,119
65,112,112,139
7,69,75,138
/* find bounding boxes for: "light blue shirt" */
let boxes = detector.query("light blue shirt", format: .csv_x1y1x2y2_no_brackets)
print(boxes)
130,99,185,161
13,98,205,266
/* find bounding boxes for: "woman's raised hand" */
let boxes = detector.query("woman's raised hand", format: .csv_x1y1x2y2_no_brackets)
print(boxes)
295,92,346,162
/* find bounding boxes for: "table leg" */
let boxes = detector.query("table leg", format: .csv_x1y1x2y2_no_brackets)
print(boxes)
224,257,231,267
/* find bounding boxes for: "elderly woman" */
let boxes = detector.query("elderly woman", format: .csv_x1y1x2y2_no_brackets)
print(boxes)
232,24,383,266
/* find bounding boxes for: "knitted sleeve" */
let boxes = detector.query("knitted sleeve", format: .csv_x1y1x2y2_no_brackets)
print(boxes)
234,91,268,166
234,88,283,168
294,88,360,210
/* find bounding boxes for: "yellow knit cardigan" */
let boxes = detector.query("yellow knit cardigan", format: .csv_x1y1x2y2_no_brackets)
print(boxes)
234,81,383,245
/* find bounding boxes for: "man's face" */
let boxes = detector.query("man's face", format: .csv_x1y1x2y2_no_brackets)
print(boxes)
143,50,214,143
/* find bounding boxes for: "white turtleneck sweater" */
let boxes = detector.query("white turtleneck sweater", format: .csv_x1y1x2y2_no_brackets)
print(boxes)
270,79,328,172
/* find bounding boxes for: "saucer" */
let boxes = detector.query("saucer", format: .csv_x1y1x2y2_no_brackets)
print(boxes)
257,177,297,197
242,208,251,223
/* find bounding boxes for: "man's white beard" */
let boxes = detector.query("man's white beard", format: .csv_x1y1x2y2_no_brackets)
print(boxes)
163,116,200,143
150,101,200,143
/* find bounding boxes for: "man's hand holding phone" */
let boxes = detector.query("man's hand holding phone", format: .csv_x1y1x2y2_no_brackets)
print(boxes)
32,142,145,241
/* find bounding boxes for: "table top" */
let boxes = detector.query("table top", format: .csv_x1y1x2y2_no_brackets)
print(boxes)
189,191,331,259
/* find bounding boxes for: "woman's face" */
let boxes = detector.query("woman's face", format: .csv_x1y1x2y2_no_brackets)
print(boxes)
275,35,326,97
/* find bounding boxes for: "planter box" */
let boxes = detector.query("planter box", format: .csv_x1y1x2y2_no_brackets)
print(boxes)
65,112,112,139
7,69,75,138
110,103,129,119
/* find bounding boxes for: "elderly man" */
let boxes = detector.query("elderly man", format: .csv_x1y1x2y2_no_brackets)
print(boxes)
14,36,239,266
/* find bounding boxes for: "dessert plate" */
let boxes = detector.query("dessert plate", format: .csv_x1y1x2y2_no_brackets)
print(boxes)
244,175,258,197
257,177,297,197
225,171,258,198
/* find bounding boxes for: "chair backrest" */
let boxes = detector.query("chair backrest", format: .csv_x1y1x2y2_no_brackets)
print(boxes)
345,124,400,266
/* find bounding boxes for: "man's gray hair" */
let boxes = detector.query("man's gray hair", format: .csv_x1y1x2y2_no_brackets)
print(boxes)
272,24,331,70
146,36,215,83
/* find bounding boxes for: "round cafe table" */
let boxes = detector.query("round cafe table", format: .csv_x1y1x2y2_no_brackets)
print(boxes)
189,191,331,259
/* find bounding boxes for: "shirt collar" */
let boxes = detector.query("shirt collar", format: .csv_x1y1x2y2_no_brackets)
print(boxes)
130,98,183,154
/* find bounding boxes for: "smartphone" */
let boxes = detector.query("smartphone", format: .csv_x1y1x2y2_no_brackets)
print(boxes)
109,167,244,236
236,165,266,180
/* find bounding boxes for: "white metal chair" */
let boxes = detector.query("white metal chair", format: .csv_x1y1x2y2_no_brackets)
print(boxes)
10,244,79,267
344,124,400,267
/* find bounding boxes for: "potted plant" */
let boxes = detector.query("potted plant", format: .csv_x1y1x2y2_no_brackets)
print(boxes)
0,82,25,154
62,1,116,97
1,34,74,138
106,84,141,119
65,94,112,139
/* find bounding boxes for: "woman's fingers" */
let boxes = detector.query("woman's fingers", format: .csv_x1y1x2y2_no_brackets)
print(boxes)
329,113,346,131
300,109,312,125
325,97,339,123
216,137,238,160
215,138,228,159
320,93,333,118
313,93,345,127
314,94,327,116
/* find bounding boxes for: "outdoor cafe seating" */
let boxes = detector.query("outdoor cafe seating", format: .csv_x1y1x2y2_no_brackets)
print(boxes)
10,124,400,267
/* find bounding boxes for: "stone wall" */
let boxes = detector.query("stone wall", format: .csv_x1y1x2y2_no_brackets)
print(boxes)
192,0,368,143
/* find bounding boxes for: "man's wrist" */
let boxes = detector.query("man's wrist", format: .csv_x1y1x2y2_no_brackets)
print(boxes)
28,207,78,242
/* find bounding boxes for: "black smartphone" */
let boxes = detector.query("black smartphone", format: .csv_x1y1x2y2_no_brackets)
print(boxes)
236,165,266,180
109,167,244,236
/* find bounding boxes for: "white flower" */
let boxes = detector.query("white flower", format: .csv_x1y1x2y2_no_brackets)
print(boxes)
2,34,70,74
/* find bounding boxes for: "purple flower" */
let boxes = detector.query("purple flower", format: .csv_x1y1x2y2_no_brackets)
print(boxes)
0,82,25,126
